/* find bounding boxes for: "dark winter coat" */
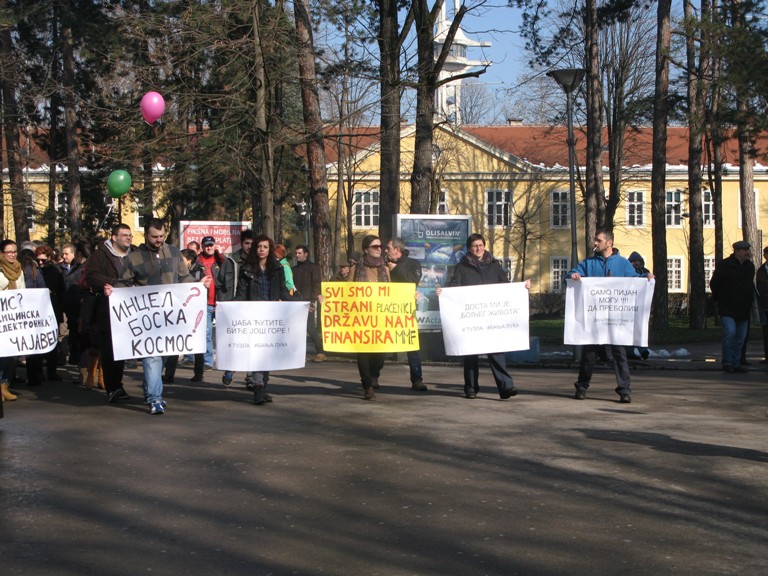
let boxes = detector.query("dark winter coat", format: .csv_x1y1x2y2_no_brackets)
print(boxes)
448,255,508,287
389,250,422,285
235,260,293,302
292,259,322,301
710,254,755,320
85,241,131,331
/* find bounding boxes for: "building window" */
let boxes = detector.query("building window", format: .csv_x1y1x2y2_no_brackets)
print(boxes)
666,190,682,226
627,191,644,227
353,190,379,229
486,189,512,227
134,199,147,231
702,189,714,227
502,258,515,281
437,190,449,215
550,190,569,228
56,192,68,231
704,257,715,292
668,257,683,292
551,257,569,292
25,194,35,231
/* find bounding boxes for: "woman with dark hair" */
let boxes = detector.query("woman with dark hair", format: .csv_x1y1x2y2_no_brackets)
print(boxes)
19,247,48,387
348,234,390,401
438,233,528,400
0,239,24,403
35,245,66,382
234,234,293,405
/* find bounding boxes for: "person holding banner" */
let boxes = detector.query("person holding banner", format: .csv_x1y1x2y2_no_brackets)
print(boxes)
108,218,211,415
348,235,391,401
386,237,427,391
437,233,526,400
0,240,24,403
233,234,294,405
567,228,651,403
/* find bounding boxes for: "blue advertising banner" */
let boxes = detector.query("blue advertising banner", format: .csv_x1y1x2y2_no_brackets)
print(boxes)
395,214,472,331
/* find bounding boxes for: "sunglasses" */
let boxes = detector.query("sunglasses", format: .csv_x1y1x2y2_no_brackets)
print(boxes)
368,244,382,249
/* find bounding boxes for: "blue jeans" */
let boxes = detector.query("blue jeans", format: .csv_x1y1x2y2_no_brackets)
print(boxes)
721,316,748,368
142,356,164,403
205,305,215,367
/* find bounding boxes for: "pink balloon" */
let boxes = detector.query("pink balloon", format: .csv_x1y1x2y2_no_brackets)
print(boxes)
140,91,166,124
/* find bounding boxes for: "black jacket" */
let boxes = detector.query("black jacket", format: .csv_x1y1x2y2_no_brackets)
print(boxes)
710,254,755,320
85,241,131,331
757,262,768,310
448,255,508,287
292,259,321,301
235,260,293,302
389,250,422,285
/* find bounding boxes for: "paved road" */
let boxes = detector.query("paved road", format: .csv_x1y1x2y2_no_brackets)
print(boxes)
2,360,767,576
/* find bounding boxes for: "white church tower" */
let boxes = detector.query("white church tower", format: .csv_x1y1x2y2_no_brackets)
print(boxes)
434,1,491,126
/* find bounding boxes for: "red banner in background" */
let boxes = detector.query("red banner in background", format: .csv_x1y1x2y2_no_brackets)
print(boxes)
179,221,251,253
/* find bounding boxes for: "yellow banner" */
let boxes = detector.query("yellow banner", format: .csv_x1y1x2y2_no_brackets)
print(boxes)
320,282,420,353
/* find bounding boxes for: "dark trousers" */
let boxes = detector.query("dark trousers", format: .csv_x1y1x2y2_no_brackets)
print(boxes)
307,309,323,353
357,353,385,388
165,353,204,380
762,321,768,360
463,352,514,394
407,350,422,383
98,328,126,394
576,344,630,395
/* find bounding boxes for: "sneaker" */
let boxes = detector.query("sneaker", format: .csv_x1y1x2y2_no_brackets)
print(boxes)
245,375,254,390
222,372,233,386
149,400,165,415
107,387,131,403
203,364,213,372
464,388,477,399
574,387,587,400
619,394,632,404
254,387,269,405
313,353,327,363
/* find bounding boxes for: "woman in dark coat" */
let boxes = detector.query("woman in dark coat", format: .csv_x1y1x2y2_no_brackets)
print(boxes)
439,233,528,399
235,234,292,405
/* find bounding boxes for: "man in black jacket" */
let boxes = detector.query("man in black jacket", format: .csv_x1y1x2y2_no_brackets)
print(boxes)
710,240,756,373
386,237,427,391
293,245,325,362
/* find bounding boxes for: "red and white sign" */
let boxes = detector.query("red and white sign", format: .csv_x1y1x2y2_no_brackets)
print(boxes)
179,220,251,254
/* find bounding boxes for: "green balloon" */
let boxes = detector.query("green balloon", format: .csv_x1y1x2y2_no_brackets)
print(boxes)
107,170,132,198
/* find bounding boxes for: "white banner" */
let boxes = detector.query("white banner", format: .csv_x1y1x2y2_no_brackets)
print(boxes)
564,277,655,346
0,289,58,357
216,301,309,371
109,283,207,360
439,282,530,356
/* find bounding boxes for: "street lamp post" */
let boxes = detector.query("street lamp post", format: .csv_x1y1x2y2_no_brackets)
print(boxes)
547,68,586,268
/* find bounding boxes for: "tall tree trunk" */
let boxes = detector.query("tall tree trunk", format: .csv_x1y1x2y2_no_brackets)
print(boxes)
584,0,605,248
378,0,401,242
0,27,29,243
47,4,60,245
251,4,274,238
651,0,671,331
294,0,331,279
737,101,758,252
62,13,81,239
686,0,708,329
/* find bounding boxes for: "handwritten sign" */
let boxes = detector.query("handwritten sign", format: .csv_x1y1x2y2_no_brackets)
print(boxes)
215,302,309,371
108,283,207,360
0,289,58,358
438,283,530,356
564,277,655,345
320,282,420,353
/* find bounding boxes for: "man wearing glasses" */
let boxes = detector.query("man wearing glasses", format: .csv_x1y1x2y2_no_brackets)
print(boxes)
106,218,210,414
86,224,135,403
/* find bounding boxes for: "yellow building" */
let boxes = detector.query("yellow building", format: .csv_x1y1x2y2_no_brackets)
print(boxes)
327,123,768,295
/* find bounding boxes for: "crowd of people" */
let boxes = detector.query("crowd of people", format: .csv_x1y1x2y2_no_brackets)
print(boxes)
0,221,762,416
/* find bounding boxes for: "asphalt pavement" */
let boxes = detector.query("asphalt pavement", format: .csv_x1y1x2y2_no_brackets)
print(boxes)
2,353,767,576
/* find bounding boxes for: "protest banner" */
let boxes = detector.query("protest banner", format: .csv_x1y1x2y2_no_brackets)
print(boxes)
0,289,58,357
438,283,530,356
179,220,251,254
320,282,420,353
215,301,309,371
108,283,207,360
564,277,655,346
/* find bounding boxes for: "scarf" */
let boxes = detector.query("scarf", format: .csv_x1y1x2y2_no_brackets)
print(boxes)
354,252,389,282
465,250,492,270
0,255,22,289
